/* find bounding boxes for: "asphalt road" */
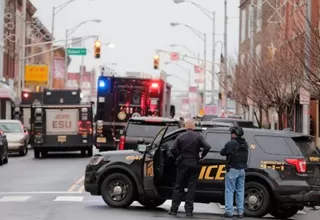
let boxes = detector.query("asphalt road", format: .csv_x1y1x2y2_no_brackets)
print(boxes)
0,149,319,220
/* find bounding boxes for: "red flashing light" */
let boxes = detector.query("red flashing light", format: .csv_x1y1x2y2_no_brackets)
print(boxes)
151,83,159,88
23,93,29,98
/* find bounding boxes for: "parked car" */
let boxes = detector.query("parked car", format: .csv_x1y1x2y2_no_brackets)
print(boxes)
0,120,29,156
0,129,8,165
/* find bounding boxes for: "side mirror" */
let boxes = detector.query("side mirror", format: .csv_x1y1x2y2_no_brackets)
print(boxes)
137,138,145,144
137,144,147,153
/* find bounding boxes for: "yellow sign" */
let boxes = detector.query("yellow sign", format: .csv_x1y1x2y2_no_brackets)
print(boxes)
260,161,284,170
25,65,49,85
199,109,205,116
198,165,226,180
309,157,320,162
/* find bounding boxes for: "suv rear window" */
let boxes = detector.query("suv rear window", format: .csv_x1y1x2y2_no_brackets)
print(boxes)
126,121,179,138
292,136,320,156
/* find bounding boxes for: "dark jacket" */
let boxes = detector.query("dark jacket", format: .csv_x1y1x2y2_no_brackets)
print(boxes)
170,129,211,161
220,137,248,170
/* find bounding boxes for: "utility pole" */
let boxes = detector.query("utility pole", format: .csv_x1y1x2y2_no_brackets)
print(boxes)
302,0,311,135
223,0,228,114
18,0,27,99
0,0,5,79
211,11,216,107
49,6,56,89
203,33,207,110
64,29,69,87
248,0,255,121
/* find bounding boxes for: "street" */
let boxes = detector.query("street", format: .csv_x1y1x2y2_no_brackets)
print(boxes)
0,149,319,220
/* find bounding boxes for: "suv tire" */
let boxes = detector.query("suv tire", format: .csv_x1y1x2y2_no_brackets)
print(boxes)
269,206,299,219
244,182,270,217
138,198,166,208
101,173,135,208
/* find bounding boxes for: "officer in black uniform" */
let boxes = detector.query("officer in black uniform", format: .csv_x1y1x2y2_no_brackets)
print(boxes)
220,126,249,218
168,120,211,217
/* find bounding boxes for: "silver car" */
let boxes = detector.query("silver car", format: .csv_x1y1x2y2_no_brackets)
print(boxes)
0,120,29,156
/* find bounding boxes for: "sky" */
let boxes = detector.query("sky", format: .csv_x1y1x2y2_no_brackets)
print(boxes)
30,0,240,93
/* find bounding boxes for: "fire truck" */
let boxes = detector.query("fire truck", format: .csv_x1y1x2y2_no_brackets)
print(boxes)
30,89,94,158
95,75,175,151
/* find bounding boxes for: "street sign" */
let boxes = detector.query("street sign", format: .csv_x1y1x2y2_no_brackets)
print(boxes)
299,87,310,105
67,48,87,56
170,52,180,61
194,65,203,73
24,65,49,86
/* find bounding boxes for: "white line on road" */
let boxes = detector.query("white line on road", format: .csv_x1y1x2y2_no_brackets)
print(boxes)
54,196,84,202
0,191,82,195
0,196,31,202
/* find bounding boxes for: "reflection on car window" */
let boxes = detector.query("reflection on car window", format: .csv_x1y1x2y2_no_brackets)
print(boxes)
0,122,23,133
255,136,293,155
205,132,230,151
152,128,167,150
126,123,179,138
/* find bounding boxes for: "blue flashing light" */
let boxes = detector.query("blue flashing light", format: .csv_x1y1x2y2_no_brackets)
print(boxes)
99,80,105,88
97,77,112,93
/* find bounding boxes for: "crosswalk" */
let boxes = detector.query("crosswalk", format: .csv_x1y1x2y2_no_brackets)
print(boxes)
0,194,313,216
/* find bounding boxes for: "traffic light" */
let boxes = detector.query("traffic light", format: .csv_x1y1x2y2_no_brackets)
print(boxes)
153,55,159,69
94,40,101,59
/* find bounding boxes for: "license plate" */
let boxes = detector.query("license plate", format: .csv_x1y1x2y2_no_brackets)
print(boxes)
58,136,67,142
97,137,106,143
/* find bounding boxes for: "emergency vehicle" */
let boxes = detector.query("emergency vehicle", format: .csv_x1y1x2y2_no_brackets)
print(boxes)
30,89,94,158
95,75,175,151
14,91,43,131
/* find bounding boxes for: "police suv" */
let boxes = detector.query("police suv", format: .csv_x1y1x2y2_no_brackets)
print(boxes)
30,89,94,158
84,127,320,219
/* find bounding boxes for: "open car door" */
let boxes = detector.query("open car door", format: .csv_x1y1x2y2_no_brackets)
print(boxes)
142,126,169,198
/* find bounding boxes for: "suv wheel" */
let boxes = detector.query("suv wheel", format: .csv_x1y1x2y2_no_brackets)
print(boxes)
244,182,270,217
101,173,135,208
138,198,166,209
269,206,299,219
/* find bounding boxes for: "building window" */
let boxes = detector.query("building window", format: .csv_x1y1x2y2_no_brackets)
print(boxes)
241,9,246,42
256,0,262,32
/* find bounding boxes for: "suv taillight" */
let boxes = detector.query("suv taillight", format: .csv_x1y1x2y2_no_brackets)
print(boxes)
119,136,125,150
285,158,307,173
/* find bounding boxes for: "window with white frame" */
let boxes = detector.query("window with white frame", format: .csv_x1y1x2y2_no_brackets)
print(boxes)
241,9,246,42
256,0,262,32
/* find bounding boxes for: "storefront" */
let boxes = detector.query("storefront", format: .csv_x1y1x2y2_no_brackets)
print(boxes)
0,82,16,120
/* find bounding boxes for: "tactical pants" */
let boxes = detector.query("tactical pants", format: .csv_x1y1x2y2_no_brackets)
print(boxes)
171,159,199,213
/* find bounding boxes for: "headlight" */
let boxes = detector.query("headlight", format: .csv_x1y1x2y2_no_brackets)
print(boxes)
88,155,104,165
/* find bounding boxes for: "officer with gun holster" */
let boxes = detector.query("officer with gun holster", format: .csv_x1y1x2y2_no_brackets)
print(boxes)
168,120,211,217
220,126,249,218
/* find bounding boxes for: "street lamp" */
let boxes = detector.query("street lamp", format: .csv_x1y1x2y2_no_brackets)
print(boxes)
165,61,193,117
64,19,101,84
50,0,94,88
170,22,206,109
172,0,227,113
169,44,198,58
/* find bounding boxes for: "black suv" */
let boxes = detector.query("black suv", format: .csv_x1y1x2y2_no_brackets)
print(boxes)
117,116,180,150
84,127,320,218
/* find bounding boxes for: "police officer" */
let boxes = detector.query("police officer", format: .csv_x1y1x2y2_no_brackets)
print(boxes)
168,120,211,217
220,126,249,218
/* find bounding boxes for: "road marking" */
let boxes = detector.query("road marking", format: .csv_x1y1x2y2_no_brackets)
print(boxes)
0,196,31,202
54,196,84,202
67,176,85,192
0,191,82,195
